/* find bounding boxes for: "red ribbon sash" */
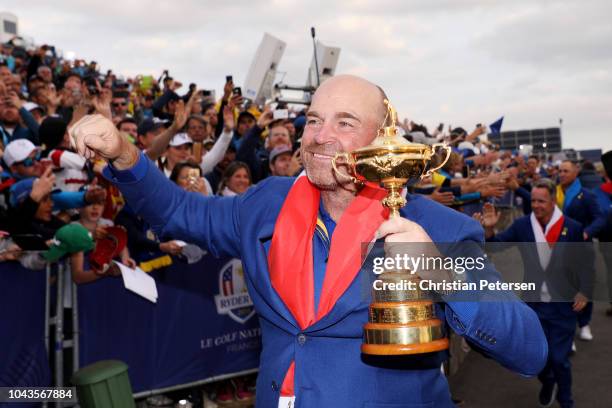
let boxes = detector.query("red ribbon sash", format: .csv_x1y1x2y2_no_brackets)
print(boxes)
268,176,388,396
545,215,564,246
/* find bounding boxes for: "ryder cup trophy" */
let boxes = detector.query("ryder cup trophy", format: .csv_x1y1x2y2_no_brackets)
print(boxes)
332,100,451,355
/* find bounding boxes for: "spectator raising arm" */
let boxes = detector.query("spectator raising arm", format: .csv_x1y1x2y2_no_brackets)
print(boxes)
145,92,195,161
7,91,40,144
236,106,273,182
200,105,234,175
214,79,234,137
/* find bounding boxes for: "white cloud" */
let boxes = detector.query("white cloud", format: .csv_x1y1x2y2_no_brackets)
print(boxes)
7,0,612,151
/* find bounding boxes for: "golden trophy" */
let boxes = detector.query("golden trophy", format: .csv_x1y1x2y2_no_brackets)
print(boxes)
332,100,451,355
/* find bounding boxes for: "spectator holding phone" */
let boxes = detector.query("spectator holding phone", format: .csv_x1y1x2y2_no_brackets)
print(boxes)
170,162,211,196
0,83,40,145
237,107,292,182
152,77,181,122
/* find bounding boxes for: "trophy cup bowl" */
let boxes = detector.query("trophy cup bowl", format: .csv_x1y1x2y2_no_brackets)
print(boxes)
332,100,452,355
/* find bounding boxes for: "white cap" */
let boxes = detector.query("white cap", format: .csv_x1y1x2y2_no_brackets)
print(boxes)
458,141,480,155
23,102,43,112
3,139,40,167
169,133,193,147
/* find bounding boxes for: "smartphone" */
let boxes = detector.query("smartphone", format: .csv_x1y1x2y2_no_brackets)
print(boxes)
226,75,233,83
233,87,242,97
202,90,212,97
273,109,289,120
187,168,200,184
437,123,444,132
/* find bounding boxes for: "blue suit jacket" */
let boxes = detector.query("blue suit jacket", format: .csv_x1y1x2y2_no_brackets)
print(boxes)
593,185,612,242
488,215,595,322
564,187,606,239
104,153,547,408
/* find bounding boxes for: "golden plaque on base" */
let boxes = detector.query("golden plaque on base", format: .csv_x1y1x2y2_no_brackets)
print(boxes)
332,100,451,355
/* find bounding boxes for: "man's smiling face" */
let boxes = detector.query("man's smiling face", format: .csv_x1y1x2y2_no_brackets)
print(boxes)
301,75,386,191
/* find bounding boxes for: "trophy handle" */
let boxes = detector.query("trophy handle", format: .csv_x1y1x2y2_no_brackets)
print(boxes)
422,144,451,178
332,152,359,184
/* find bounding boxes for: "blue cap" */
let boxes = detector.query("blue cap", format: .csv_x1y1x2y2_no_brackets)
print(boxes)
9,178,35,207
137,118,167,136
293,116,306,129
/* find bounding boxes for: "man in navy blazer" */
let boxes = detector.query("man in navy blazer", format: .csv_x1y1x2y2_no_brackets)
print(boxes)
69,75,547,408
557,160,605,340
479,178,593,408
557,160,605,240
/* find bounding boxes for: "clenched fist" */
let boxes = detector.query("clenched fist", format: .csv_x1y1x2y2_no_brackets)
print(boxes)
69,114,139,170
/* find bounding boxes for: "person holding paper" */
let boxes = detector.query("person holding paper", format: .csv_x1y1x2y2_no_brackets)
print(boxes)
71,201,135,284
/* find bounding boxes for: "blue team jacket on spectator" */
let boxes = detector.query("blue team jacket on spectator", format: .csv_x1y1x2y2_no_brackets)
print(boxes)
0,107,40,145
563,185,606,239
103,152,547,408
593,183,612,242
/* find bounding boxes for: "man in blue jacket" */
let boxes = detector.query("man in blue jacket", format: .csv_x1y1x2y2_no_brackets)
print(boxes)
557,159,605,340
478,178,593,408
69,75,547,408
557,160,605,240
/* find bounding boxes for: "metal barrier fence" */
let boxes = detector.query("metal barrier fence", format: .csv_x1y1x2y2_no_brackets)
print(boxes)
43,260,79,408
36,258,260,407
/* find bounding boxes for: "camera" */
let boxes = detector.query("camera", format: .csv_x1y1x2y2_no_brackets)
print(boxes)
83,75,99,96
273,109,289,120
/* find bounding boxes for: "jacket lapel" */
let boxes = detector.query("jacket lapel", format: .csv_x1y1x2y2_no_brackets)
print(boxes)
563,179,582,211
250,222,301,330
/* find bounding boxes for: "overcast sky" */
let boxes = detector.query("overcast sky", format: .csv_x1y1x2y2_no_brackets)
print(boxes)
8,0,612,152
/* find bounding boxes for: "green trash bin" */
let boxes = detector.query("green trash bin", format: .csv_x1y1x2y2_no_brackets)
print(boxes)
71,360,136,408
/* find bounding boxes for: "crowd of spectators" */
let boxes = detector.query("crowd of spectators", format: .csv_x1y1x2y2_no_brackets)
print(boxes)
1,35,611,404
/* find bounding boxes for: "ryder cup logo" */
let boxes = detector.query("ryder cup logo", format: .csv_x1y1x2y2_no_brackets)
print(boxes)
214,259,255,324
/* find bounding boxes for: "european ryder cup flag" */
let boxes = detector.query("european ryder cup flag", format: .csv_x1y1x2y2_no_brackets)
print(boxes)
489,116,504,135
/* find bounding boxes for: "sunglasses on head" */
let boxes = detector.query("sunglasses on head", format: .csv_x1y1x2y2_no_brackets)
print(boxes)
17,152,41,167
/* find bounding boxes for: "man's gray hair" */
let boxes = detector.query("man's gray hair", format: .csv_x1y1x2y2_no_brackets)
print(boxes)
533,178,556,198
